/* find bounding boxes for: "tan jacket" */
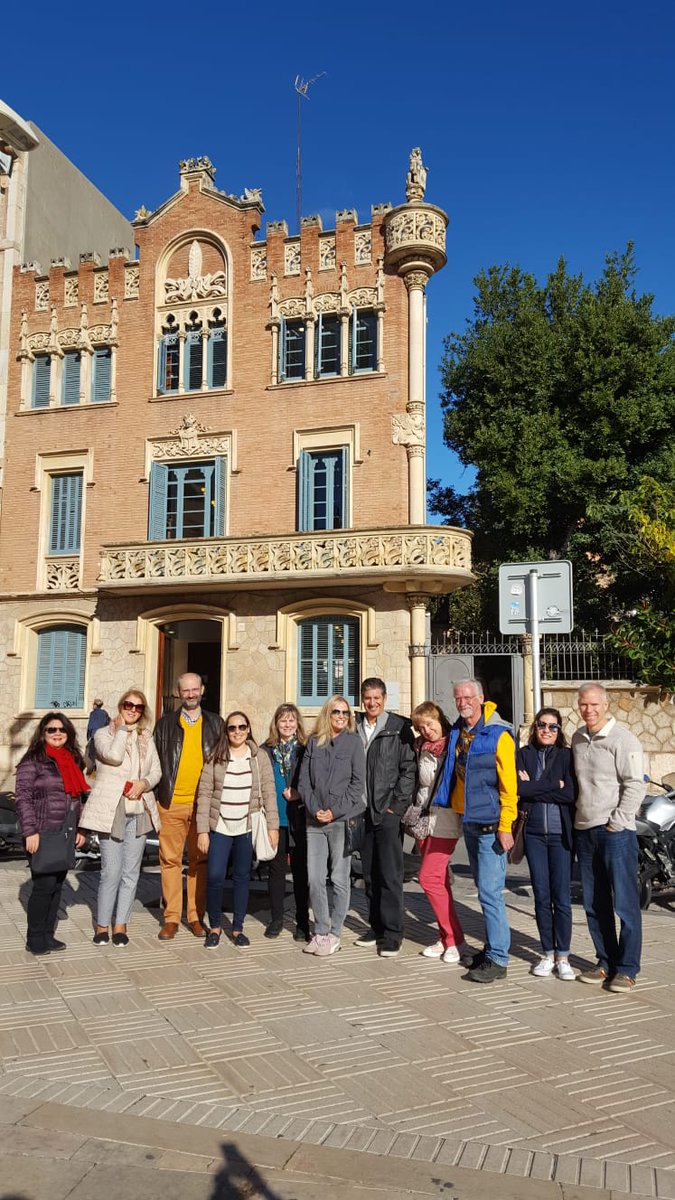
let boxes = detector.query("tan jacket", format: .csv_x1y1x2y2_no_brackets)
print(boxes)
80,725,162,834
196,741,279,834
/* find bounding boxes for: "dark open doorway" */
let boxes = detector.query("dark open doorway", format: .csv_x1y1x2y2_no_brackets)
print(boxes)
157,619,222,716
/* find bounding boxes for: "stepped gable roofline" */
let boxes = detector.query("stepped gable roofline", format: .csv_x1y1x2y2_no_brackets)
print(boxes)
132,157,264,229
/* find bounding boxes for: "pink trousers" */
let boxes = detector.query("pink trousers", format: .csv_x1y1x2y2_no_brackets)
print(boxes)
418,836,464,948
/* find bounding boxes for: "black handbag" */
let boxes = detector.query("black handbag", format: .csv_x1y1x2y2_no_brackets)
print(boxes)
31,809,77,875
507,807,528,865
343,812,366,856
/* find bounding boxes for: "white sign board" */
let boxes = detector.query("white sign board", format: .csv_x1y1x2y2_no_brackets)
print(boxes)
499,561,574,635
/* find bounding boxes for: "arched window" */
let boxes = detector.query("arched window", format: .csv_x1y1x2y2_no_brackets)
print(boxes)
35,624,87,710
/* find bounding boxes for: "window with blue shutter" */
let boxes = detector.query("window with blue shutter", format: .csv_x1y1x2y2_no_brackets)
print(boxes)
279,318,305,381
297,616,359,706
92,347,112,402
61,351,81,406
32,355,51,408
49,473,83,555
158,332,180,394
315,312,341,377
298,448,348,531
208,322,227,388
184,328,203,391
35,625,86,709
349,307,377,373
148,458,226,540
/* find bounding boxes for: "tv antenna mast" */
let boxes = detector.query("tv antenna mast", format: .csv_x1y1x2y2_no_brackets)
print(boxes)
294,72,325,233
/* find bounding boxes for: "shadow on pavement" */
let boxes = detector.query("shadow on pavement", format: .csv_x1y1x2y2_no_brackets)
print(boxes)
211,1142,282,1199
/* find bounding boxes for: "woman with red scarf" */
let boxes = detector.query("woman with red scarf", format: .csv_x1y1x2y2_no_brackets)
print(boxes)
410,702,473,965
15,713,88,955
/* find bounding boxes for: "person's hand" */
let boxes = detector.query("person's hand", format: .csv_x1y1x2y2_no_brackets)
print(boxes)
75,832,86,849
518,769,530,781
126,780,145,801
269,829,280,850
25,833,39,854
606,823,620,832
315,809,333,824
111,715,127,732
283,786,300,801
497,830,514,851
559,779,565,789
197,833,210,854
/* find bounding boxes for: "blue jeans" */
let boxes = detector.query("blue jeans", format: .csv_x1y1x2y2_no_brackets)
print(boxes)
576,826,641,978
306,821,351,937
207,831,252,931
524,830,572,955
463,823,510,966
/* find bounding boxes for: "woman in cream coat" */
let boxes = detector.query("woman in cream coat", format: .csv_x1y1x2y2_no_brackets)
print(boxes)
80,688,161,946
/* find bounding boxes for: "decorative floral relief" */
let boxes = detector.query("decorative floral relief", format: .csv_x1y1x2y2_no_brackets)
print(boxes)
347,287,377,307
319,237,336,270
385,209,446,252
278,297,305,318
88,324,112,344
284,244,301,276
165,240,227,302
27,332,51,352
46,559,80,591
391,412,425,446
124,265,140,299
64,278,78,307
57,329,80,349
314,293,339,313
94,272,109,303
251,247,267,280
35,282,49,312
355,231,371,264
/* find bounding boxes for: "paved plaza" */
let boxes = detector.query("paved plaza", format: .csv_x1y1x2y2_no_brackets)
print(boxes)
1,856,675,1199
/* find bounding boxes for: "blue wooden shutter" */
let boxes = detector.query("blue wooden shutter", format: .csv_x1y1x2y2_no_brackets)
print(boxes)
185,330,203,391
157,339,166,394
297,615,359,705
208,325,227,389
335,447,348,529
213,456,226,536
49,474,82,554
148,463,169,540
298,449,348,531
314,312,322,377
32,355,51,408
298,451,311,531
35,626,86,709
62,352,81,406
92,347,111,402
279,319,287,381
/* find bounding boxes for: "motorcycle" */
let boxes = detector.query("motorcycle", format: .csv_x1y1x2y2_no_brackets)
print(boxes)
636,773,675,910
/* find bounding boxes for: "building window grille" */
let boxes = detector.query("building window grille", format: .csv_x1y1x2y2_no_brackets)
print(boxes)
32,354,51,408
61,351,81,406
298,615,359,706
92,346,112,402
48,472,83,555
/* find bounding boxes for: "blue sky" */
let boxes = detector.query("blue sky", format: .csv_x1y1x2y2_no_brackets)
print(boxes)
4,1,674,495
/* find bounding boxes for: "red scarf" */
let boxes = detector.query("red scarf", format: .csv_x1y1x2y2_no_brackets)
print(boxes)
46,744,90,797
415,734,448,758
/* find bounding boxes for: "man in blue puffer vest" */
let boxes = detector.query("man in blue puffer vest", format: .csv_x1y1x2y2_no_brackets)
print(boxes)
434,679,518,983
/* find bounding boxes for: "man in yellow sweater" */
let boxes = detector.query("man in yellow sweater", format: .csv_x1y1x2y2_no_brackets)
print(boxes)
153,673,224,939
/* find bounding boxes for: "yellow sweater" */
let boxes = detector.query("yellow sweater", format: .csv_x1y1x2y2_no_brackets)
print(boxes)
450,711,518,834
172,716,204,805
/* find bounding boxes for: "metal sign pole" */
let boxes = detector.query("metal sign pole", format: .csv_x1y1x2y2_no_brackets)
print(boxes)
529,569,542,716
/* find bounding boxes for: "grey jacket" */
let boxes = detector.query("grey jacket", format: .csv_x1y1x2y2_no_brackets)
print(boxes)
572,716,645,831
298,730,366,823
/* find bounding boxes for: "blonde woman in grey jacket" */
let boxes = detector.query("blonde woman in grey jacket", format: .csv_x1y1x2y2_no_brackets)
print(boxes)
196,711,279,948
81,689,161,947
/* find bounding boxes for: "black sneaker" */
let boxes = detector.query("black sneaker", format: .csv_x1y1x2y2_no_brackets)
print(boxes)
264,920,283,939
112,932,129,947
92,931,110,945
355,930,379,948
469,948,487,970
204,931,221,949
47,938,67,951
465,957,507,984
379,941,401,958
293,925,311,943
231,932,250,947
25,943,50,956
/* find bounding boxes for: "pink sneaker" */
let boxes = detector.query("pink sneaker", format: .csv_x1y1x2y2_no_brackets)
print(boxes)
315,933,341,956
303,934,323,954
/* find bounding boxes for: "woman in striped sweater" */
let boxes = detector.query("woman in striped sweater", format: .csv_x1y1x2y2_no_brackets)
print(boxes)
196,711,278,948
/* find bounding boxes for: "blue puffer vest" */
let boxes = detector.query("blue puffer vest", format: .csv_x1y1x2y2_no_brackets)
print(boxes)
433,703,514,824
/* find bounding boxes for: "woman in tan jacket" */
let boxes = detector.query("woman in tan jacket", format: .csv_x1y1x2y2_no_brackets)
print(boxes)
196,711,278,948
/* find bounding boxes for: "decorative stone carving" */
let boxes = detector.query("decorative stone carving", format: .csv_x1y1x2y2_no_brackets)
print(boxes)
148,413,230,463
64,277,78,307
406,592,432,610
314,293,339,313
278,297,305,318
79,252,101,265
284,242,301,276
173,412,207,452
179,156,215,176
88,323,113,345
124,264,140,299
336,209,357,224
392,412,425,446
242,186,263,202
57,328,81,349
347,287,377,307
319,236,336,270
165,240,227,302
94,271,109,303
404,270,430,292
355,230,372,264
267,220,288,235
406,147,428,202
27,331,51,353
50,257,71,269
251,246,267,280
386,208,446,254
98,528,473,585
134,205,152,220
46,558,80,591
35,281,49,311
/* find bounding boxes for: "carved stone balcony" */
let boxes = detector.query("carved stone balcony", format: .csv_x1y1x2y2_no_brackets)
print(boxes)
97,526,473,594
45,557,80,591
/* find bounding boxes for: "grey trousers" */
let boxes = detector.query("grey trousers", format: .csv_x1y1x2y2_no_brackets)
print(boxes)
306,820,351,937
97,816,146,926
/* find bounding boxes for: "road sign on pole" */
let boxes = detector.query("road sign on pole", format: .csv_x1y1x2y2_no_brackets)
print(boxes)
498,560,574,716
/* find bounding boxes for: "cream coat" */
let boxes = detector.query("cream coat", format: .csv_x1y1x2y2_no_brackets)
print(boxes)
80,725,162,834
196,742,279,835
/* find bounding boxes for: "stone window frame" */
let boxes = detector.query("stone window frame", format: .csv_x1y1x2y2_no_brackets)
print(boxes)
154,230,232,398
9,607,96,718
33,450,93,592
273,597,378,718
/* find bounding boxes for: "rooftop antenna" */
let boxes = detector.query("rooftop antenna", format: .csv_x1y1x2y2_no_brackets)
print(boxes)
294,72,325,233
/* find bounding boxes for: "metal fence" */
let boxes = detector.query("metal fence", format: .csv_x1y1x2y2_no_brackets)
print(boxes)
430,630,522,655
430,629,636,683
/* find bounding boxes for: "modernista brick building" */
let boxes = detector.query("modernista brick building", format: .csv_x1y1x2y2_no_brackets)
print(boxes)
0,149,473,775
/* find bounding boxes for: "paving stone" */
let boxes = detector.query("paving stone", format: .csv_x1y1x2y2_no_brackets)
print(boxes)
0,1150,91,1198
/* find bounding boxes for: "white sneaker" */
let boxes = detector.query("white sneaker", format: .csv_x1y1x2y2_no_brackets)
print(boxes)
555,958,576,981
441,945,461,965
315,933,341,957
422,939,445,958
532,954,555,977
303,934,323,954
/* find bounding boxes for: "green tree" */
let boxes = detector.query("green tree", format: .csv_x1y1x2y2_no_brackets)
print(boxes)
433,246,675,643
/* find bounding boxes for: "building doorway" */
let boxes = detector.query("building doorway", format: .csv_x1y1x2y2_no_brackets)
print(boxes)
157,619,222,716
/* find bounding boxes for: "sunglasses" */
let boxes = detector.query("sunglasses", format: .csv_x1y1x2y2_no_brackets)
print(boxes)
45,726,66,734
122,701,144,712
227,723,248,732
536,720,560,732
331,709,350,717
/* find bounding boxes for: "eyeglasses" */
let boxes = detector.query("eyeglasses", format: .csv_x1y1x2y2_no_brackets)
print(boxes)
45,726,66,734
227,723,248,732
536,720,560,732
122,701,144,712
331,709,350,717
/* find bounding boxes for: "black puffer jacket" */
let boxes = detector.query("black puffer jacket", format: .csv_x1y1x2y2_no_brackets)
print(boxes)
358,713,417,823
153,708,224,808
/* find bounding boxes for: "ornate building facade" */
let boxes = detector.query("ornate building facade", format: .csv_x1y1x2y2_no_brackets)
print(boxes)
0,150,472,774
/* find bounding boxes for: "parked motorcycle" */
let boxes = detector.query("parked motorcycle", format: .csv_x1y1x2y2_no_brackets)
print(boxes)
637,774,675,910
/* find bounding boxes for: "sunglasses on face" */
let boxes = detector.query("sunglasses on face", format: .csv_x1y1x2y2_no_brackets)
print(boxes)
227,723,248,732
45,726,66,734
122,701,144,712
537,720,560,732
331,709,349,717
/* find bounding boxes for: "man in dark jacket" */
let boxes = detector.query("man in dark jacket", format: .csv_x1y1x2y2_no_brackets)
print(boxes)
153,673,223,940
355,678,416,956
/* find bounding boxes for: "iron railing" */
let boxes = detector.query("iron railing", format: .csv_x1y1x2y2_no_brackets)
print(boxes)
430,629,636,683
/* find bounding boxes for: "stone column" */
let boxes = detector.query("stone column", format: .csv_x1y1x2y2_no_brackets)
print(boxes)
407,592,430,710
403,269,430,524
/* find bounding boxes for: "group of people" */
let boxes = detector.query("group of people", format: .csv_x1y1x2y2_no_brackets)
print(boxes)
14,673,646,992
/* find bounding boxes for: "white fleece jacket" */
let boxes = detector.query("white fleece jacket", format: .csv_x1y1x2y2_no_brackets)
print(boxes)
572,716,645,831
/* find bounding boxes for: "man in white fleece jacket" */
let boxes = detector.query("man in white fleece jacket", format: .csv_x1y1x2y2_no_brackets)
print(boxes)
572,683,645,992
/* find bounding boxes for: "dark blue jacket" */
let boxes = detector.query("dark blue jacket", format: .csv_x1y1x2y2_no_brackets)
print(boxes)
516,744,576,850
